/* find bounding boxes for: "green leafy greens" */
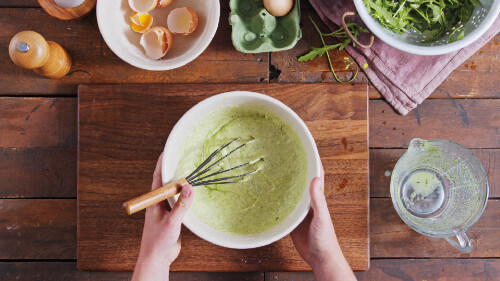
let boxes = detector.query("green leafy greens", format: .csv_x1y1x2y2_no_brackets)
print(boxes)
363,0,481,42
298,16,369,83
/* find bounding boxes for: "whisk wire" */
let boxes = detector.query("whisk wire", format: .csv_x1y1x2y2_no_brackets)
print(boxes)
185,138,260,186
185,137,241,180
191,169,260,186
192,157,262,183
187,139,255,182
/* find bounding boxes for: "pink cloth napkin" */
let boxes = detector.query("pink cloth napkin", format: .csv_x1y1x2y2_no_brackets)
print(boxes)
309,0,500,115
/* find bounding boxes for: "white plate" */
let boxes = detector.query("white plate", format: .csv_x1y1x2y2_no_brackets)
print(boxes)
97,0,220,70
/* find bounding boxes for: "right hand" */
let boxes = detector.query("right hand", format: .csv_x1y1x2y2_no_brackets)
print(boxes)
132,153,194,281
291,166,356,281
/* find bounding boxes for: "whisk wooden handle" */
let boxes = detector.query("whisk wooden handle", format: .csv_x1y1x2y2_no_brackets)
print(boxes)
122,178,189,215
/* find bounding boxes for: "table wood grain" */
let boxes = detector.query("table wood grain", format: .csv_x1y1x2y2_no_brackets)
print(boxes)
0,0,498,279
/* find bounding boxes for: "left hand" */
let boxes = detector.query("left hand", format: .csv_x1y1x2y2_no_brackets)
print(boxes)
132,153,194,281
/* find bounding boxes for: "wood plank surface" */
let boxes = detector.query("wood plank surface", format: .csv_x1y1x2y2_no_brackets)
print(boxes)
370,99,500,148
3,198,498,261
435,37,500,100
0,262,264,281
2,259,500,280
0,147,76,198
2,146,497,200
357,259,500,281
77,83,369,271
3,6,497,98
0,1,38,7
0,97,76,147
0,8,268,95
1,92,495,156
0,199,76,259
270,9,368,84
270,259,500,280
3,96,498,199
371,199,500,258
370,149,500,198
3,146,496,200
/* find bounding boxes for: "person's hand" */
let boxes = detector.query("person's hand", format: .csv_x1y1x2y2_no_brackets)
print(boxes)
291,166,356,281
132,153,194,281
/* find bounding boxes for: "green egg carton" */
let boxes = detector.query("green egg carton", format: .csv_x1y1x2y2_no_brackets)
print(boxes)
229,0,301,53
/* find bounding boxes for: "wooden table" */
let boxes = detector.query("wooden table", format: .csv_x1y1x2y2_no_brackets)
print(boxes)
1,0,499,280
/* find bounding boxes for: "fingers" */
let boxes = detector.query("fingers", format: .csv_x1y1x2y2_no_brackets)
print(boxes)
151,153,164,191
310,159,326,214
167,184,194,226
146,153,167,217
292,207,312,236
309,176,329,220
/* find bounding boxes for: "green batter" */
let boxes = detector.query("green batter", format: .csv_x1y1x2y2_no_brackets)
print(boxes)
176,106,308,235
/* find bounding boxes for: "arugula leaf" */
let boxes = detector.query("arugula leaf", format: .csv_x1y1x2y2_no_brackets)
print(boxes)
298,17,367,83
298,22,368,62
298,44,344,62
363,0,480,42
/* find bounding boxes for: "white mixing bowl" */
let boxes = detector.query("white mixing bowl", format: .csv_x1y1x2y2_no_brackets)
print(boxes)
161,91,321,249
96,0,220,70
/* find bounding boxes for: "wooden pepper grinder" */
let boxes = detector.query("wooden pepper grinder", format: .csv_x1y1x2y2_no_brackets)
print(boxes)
9,31,71,79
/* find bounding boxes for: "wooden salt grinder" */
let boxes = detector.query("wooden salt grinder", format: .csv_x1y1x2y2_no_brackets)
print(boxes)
9,31,71,79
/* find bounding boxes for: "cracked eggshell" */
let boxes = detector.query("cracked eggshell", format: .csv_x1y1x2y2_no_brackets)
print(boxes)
130,12,153,33
140,26,173,60
129,0,158,13
167,7,199,35
157,0,174,8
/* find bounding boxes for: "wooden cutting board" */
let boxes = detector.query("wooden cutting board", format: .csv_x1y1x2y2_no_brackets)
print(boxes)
77,83,369,271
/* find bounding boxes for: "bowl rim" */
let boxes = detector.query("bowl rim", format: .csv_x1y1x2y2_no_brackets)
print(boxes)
161,91,321,249
96,0,220,70
353,0,500,55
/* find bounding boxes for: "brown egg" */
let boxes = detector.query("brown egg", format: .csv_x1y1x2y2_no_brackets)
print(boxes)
263,0,293,17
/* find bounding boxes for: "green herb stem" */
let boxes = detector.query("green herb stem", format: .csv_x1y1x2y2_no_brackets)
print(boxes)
299,16,363,83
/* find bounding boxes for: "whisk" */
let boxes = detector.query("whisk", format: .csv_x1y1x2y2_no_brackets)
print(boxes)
122,138,259,215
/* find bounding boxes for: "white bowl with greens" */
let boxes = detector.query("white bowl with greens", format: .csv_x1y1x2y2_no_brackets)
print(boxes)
355,0,500,55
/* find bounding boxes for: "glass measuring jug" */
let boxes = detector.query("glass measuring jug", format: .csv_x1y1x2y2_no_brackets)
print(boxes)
390,138,489,253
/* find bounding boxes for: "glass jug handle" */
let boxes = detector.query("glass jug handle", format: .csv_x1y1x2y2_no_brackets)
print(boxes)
445,230,473,253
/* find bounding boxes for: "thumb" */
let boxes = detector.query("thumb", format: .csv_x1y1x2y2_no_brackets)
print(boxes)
167,184,194,226
309,177,329,219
